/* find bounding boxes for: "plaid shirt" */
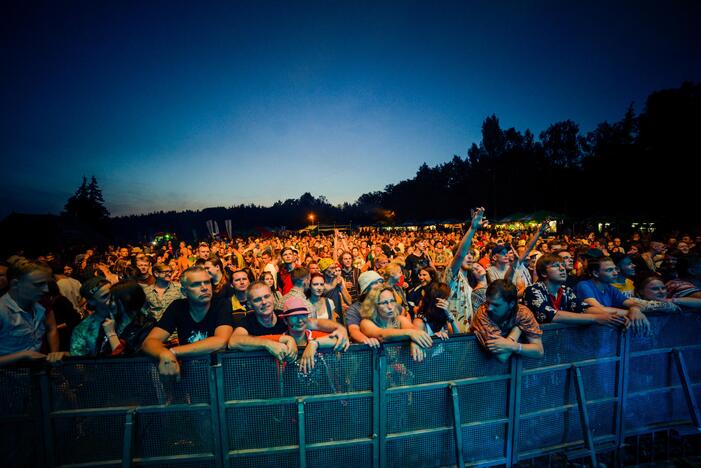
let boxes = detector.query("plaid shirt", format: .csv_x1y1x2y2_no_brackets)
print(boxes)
143,282,184,320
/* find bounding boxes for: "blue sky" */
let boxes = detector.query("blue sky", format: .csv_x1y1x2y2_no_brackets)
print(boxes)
2,0,700,217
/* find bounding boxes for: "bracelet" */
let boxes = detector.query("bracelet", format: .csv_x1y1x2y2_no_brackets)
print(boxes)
517,343,522,354
107,333,117,338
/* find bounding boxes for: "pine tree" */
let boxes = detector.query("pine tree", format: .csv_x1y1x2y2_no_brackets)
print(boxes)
63,175,109,223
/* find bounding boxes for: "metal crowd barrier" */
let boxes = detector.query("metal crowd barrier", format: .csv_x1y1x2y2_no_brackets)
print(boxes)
1,312,700,468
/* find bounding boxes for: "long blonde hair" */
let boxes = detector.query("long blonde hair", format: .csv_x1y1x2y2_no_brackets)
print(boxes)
359,286,401,321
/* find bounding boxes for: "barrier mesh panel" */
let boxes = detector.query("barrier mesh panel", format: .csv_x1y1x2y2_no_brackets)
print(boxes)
523,325,619,370
304,397,372,444
521,362,617,415
386,387,451,434
222,349,372,400
683,349,701,382
227,404,297,450
134,410,213,458
1,420,41,467
0,367,35,416
229,452,298,468
458,379,509,423
384,337,508,388
386,430,455,468
49,358,210,410
462,422,507,463
628,353,679,392
624,388,690,431
54,414,124,465
630,313,701,352
307,444,372,467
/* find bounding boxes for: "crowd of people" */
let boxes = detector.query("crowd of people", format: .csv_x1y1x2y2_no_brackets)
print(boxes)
2,208,700,375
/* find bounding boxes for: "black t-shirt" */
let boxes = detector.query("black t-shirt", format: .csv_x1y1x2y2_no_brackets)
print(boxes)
157,298,234,345
234,310,287,336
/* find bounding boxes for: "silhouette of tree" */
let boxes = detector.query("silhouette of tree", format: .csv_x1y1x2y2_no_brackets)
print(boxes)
64,176,110,224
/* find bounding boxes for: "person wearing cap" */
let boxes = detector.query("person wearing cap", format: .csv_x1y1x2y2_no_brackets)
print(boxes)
259,297,341,374
344,270,386,347
143,266,235,377
277,246,299,295
228,281,349,361
0,258,67,365
70,276,123,356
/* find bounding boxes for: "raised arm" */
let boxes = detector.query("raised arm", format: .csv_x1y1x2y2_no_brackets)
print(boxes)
448,208,486,278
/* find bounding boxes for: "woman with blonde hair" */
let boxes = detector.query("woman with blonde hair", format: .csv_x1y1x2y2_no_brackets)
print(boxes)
359,286,433,362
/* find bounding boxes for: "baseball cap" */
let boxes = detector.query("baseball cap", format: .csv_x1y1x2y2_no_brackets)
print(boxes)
280,297,310,317
80,277,111,299
491,244,511,256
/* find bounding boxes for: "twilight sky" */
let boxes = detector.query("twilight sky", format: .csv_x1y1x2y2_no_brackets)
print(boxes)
2,0,700,218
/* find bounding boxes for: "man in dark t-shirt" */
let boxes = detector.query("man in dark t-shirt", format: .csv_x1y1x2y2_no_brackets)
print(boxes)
143,266,234,377
229,281,350,361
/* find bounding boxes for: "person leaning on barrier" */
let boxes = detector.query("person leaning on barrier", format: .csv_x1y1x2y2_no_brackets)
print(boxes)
258,297,341,374
413,282,460,339
143,266,234,378
471,280,544,362
575,256,658,334
635,274,701,310
359,286,433,362
70,276,121,357
344,270,386,348
524,254,628,328
0,258,67,365
228,281,349,362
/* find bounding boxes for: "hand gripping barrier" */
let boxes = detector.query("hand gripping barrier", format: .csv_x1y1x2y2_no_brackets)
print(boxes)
1,311,699,467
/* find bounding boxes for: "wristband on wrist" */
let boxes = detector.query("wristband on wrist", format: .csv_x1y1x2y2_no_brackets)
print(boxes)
107,333,117,338
517,343,523,354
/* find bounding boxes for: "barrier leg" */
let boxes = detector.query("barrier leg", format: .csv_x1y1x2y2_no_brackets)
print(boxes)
378,350,387,468
39,370,55,468
372,348,380,468
672,349,701,429
297,399,307,468
209,360,225,468
508,355,522,467
121,409,136,468
448,383,465,467
572,364,598,468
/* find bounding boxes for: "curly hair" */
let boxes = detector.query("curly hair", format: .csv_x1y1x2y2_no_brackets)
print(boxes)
359,286,401,321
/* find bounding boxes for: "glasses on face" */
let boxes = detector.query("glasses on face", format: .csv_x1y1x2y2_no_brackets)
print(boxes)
160,270,173,275
377,299,397,306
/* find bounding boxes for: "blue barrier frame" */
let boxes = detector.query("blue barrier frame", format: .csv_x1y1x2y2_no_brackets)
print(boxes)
1,312,700,468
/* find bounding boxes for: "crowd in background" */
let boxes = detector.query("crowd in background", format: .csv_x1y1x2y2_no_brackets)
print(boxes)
2,208,701,373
